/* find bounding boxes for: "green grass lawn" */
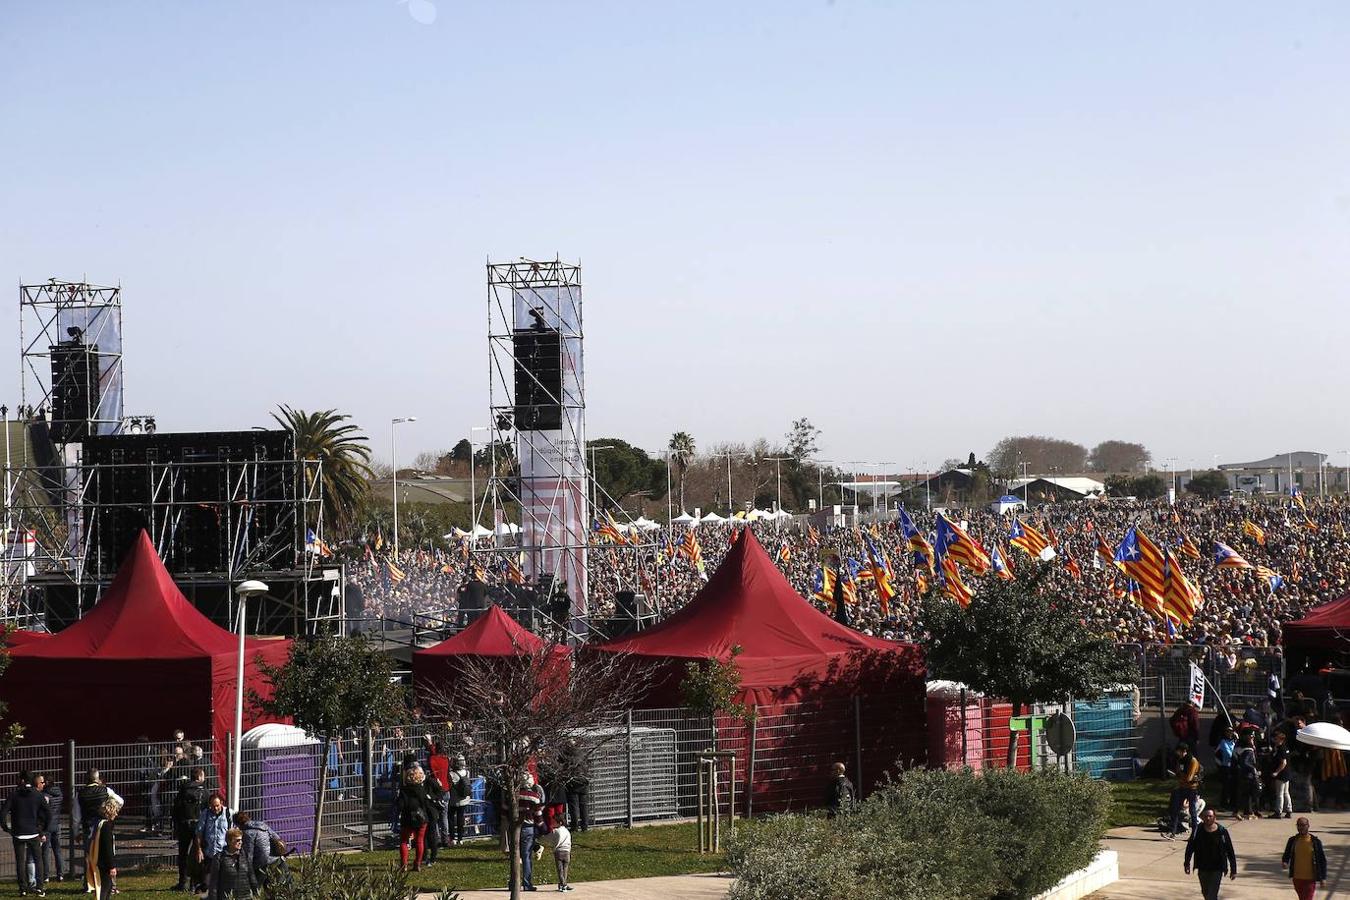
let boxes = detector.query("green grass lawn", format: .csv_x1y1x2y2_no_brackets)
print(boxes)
0,822,726,898
1107,776,1225,829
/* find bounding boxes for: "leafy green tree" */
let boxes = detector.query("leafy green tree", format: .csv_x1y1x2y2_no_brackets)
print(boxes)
668,431,696,513
920,565,1136,766
785,418,821,461
449,438,472,462
987,436,1088,480
273,406,375,536
253,634,407,854
1186,470,1229,499
680,645,755,730
1088,440,1151,473
588,438,666,511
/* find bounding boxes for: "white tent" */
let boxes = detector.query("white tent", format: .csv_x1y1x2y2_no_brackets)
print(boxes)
766,508,793,520
990,495,1025,515
495,522,521,536
634,516,662,531
700,512,726,523
445,527,470,540
471,524,493,539
671,512,697,525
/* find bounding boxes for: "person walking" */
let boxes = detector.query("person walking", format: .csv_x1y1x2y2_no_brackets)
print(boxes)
1183,808,1237,900
1167,744,1203,838
207,828,258,899
1269,731,1294,819
1234,732,1261,821
2,771,50,897
84,798,121,900
448,754,473,846
825,762,856,818
397,764,433,872
172,767,207,891
194,792,233,893
1215,727,1237,811
426,738,452,855
34,774,63,884
1280,817,1327,900
515,771,545,893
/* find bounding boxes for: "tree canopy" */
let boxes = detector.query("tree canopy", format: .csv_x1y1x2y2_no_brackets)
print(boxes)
986,436,1088,479
920,562,1136,760
273,406,374,535
1088,440,1151,473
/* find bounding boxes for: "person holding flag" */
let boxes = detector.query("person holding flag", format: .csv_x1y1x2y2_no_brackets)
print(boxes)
934,512,991,575
897,508,935,574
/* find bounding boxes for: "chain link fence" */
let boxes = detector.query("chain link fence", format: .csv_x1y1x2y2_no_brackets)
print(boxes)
1124,643,1284,713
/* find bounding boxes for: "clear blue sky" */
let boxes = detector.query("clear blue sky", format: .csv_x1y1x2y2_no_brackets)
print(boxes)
3,2,1348,471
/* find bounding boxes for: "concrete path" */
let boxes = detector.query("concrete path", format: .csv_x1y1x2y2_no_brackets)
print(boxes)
1092,809,1350,898
420,872,732,900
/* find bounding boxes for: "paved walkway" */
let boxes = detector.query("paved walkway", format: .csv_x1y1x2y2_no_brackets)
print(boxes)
420,873,732,899
1092,809,1350,898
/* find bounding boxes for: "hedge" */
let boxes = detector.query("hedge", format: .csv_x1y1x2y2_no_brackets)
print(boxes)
727,767,1112,900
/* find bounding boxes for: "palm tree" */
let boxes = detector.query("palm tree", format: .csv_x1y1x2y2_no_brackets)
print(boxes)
668,431,696,513
273,406,375,536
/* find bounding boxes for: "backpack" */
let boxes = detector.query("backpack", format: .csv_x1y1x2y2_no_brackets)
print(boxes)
451,773,472,802
173,784,203,826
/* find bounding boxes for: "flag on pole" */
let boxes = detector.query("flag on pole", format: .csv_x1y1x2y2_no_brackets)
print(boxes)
939,555,973,607
990,543,1014,581
1213,541,1253,569
1178,534,1202,560
1114,526,1166,616
1242,520,1266,546
1008,517,1051,558
863,534,897,613
1162,548,1201,625
934,512,991,575
898,508,935,574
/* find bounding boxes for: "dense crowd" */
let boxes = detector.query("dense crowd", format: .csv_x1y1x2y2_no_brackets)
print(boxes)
348,496,1350,651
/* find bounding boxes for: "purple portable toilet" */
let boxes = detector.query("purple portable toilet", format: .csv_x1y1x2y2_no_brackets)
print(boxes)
240,724,324,853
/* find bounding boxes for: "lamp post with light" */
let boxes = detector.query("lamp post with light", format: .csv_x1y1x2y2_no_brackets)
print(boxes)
232,579,269,812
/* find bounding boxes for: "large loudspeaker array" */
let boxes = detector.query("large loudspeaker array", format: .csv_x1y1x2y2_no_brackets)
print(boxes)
49,339,101,443
81,429,295,574
512,327,563,431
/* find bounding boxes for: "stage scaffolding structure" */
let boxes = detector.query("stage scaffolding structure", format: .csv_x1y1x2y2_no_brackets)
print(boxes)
480,258,660,638
2,281,340,635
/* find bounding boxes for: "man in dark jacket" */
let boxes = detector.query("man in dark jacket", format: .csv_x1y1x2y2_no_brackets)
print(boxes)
75,770,110,847
2,771,51,895
1171,700,1201,750
1281,817,1327,899
1183,808,1237,900
825,762,855,818
233,812,282,887
34,774,64,883
561,740,591,832
172,768,207,892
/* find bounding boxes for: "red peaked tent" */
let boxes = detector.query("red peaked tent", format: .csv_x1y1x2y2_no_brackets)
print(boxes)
588,530,925,708
412,604,569,702
1283,593,1350,651
1,531,291,752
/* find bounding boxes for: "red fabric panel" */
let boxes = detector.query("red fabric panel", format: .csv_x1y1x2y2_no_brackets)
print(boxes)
1283,592,1350,651
210,638,294,797
414,605,549,657
10,531,242,661
2,657,213,743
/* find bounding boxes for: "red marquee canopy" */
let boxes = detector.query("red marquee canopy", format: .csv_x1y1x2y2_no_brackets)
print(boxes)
412,604,568,703
1283,592,1350,651
1,530,291,751
588,530,925,708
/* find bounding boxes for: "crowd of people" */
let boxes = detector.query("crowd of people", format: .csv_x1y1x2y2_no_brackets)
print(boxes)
348,495,1350,653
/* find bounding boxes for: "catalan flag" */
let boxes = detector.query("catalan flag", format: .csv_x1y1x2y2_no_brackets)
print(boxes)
1009,517,1051,558
504,555,525,585
1114,526,1166,616
680,529,706,578
386,560,406,585
1255,565,1284,592
1242,519,1266,546
1162,549,1201,625
1097,535,1124,574
807,525,821,548
990,543,1014,581
1213,541,1253,569
939,554,973,607
863,534,897,613
898,508,935,573
778,539,792,564
1063,547,1082,581
812,563,858,610
1178,534,1201,560
1291,485,1307,512
934,513,991,575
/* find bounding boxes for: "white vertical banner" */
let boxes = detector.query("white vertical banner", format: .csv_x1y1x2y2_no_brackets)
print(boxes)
513,285,587,623
1188,662,1206,709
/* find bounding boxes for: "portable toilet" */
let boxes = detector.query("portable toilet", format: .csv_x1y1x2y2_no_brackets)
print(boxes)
240,724,324,853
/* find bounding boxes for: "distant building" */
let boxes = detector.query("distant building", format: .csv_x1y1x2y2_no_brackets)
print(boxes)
1217,451,1346,494
1007,476,1105,502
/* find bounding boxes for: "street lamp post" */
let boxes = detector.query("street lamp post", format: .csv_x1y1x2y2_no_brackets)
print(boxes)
766,457,792,513
391,417,417,555
232,579,269,812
